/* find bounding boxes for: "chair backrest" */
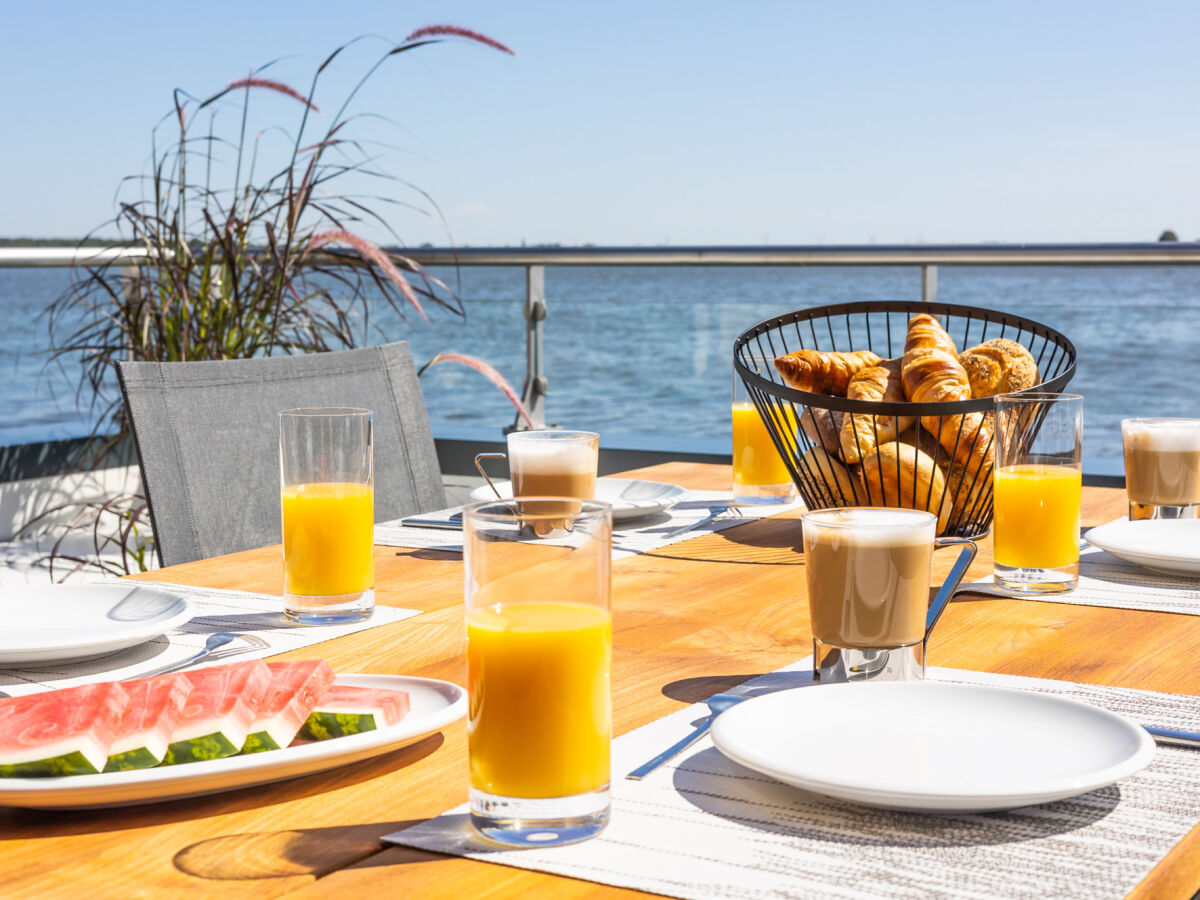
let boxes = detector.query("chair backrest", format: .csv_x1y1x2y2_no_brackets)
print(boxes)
116,342,446,567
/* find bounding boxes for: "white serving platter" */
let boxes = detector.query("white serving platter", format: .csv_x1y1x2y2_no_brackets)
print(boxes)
1085,518,1200,577
0,674,466,809
0,584,195,666
469,477,686,522
710,681,1154,812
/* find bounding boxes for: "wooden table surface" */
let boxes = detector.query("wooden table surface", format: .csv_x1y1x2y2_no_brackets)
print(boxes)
4,461,1200,900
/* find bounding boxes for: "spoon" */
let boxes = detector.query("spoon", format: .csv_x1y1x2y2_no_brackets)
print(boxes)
125,632,239,680
626,693,747,780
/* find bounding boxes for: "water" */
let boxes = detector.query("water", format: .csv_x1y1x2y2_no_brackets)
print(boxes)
3,264,1199,471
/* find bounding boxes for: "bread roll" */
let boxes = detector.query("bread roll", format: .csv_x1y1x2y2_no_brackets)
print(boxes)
797,445,863,508
958,338,1039,398
774,349,881,396
860,440,949,533
944,457,992,531
839,359,915,463
798,406,844,456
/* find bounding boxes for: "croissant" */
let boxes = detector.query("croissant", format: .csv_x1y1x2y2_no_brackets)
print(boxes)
774,349,881,396
860,440,949,533
958,338,1039,398
838,359,915,463
901,314,994,472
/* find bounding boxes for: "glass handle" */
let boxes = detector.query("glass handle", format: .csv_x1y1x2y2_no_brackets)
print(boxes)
925,539,979,640
474,453,507,500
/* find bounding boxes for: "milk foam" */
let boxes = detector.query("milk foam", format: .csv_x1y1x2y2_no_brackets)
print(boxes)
509,437,597,474
805,508,934,546
1124,421,1200,452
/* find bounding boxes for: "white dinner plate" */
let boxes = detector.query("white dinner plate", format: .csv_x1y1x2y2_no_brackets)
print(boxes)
0,584,195,666
1085,518,1200,576
0,674,466,808
710,681,1154,812
469,477,686,522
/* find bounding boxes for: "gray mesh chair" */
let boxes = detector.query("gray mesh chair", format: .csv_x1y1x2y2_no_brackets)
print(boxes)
116,342,446,567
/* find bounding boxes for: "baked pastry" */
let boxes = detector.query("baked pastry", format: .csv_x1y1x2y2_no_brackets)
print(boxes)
797,445,863,508
860,440,949,532
958,338,1039,398
900,313,994,473
838,359,915,464
774,349,881,396
798,406,844,456
943,455,991,531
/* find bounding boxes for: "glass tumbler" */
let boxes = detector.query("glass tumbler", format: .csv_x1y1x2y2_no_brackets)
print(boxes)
464,498,612,847
732,358,797,505
279,407,374,624
992,393,1083,595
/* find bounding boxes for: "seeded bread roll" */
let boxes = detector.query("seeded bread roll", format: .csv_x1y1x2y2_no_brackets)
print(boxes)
958,338,1039,398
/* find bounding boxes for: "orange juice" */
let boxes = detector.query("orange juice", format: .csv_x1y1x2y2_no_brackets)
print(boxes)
732,401,794,486
993,464,1081,568
467,601,612,798
281,482,374,595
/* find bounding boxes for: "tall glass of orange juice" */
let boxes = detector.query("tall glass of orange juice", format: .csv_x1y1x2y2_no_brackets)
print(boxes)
733,358,797,504
279,408,374,624
463,497,612,847
993,393,1082,595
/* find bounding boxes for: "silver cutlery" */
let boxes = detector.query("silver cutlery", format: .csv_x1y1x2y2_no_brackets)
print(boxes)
400,515,463,531
626,692,747,780
664,504,742,540
1143,725,1200,748
125,632,267,680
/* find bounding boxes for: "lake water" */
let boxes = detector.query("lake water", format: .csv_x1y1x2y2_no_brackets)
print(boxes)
3,264,1199,472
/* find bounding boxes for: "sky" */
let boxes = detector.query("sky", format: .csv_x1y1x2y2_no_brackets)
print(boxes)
2,1,1198,247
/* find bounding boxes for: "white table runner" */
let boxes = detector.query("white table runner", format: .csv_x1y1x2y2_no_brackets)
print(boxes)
967,544,1200,616
0,581,419,696
385,661,1200,900
374,491,804,560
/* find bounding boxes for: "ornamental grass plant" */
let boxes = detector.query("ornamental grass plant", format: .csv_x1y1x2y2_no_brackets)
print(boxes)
32,26,526,579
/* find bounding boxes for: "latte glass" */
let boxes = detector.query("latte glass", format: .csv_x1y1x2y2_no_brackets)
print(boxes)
1121,418,1200,520
802,507,976,683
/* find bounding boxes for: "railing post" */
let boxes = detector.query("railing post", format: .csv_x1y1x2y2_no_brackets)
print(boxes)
921,264,938,302
513,264,548,431
120,264,141,360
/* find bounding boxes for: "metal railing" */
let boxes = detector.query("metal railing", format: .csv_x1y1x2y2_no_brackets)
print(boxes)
4,242,1200,431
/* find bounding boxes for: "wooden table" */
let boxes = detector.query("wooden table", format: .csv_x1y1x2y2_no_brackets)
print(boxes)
4,462,1200,900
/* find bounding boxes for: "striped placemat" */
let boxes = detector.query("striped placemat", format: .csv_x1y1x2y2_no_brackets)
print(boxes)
385,660,1200,900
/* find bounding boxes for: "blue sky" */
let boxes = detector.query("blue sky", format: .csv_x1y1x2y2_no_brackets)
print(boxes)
2,1,1197,245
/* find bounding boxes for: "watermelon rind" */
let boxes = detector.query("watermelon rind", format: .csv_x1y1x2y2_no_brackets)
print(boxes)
241,716,298,754
162,730,242,765
0,750,104,778
301,710,381,740
103,746,162,773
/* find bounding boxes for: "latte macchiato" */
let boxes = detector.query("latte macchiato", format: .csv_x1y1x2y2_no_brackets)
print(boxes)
803,508,934,649
507,430,599,518
1122,419,1200,507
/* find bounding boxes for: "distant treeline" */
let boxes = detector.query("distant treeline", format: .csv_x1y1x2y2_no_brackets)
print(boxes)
0,238,118,247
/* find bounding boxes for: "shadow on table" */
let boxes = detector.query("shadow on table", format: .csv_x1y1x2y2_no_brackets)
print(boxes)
673,746,1121,847
173,819,435,880
0,637,171,684
661,669,814,704
0,734,444,842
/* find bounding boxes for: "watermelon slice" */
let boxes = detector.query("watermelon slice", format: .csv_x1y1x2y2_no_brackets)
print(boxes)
241,660,335,754
300,685,411,740
0,682,130,777
103,675,193,772
163,660,272,765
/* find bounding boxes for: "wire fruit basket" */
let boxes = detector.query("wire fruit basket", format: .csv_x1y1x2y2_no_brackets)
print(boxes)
733,301,1077,537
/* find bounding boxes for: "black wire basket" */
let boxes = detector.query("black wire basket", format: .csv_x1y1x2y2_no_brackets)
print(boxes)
733,301,1077,537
